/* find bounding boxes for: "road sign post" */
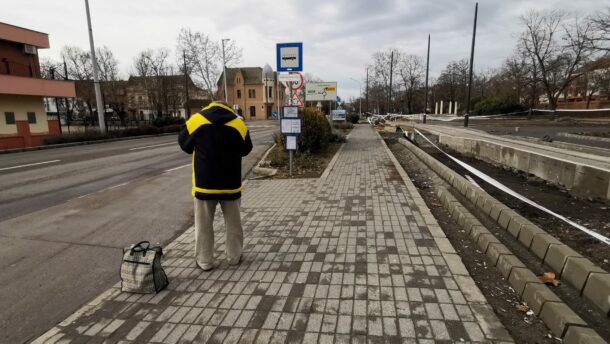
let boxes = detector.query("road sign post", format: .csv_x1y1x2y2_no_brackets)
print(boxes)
281,106,301,177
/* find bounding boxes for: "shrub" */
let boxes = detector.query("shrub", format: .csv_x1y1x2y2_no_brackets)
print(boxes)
333,122,354,130
152,116,184,128
266,147,288,167
43,124,177,145
299,107,331,153
472,96,526,116
347,113,360,124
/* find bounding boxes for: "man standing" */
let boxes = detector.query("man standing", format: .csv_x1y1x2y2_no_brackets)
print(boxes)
179,101,253,271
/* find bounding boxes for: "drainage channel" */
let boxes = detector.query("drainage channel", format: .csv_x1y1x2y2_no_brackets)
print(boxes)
381,132,609,343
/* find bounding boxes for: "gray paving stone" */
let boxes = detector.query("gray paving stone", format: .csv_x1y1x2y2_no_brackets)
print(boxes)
34,126,511,343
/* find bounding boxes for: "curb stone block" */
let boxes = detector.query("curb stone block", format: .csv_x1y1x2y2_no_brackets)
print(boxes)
497,208,517,229
466,188,478,204
539,302,587,337
474,194,487,209
486,243,512,266
508,268,541,297
451,206,465,222
522,283,561,315
517,224,545,248
496,254,526,279
477,233,501,253
507,216,534,238
530,234,562,260
461,215,478,234
469,225,488,243
544,244,582,276
563,326,607,344
581,272,610,315
457,212,471,229
489,203,504,222
481,198,493,215
562,257,607,292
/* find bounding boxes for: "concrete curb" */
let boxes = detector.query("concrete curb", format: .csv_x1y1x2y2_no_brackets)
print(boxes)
416,125,610,201
397,136,610,317
558,132,610,144
0,132,179,154
436,187,604,342
376,131,514,338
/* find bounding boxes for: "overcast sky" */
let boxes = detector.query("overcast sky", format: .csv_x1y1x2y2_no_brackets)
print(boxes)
2,0,604,99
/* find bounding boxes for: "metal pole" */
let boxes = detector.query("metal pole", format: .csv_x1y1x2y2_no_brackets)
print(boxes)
388,51,394,115
289,74,293,177
183,51,190,119
350,77,362,118
85,0,106,134
365,67,369,113
222,38,229,103
465,2,478,128
276,72,280,119
50,68,62,134
424,34,430,124
63,59,71,133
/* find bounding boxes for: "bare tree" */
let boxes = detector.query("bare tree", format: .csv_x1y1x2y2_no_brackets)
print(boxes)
368,49,401,113
176,27,242,96
133,48,174,116
435,59,469,111
304,73,323,83
519,10,595,111
589,7,610,52
397,54,424,114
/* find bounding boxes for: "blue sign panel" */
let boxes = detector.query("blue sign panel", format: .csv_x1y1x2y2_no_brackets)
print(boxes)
276,42,303,72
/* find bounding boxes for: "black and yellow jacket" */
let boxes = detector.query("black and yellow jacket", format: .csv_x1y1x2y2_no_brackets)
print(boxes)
178,102,253,200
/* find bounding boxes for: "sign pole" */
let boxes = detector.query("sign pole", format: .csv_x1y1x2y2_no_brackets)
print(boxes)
424,34,430,124
289,78,293,177
465,2,478,127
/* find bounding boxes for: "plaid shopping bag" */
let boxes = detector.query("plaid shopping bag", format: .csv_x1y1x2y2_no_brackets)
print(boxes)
120,241,168,293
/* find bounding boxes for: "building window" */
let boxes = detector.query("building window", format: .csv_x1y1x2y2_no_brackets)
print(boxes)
5,112,15,125
237,90,241,99
250,106,256,117
268,86,273,98
27,112,37,124
248,89,256,98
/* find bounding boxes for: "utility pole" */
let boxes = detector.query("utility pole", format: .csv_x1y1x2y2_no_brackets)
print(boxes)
365,67,369,114
464,2,478,128
221,38,230,103
183,50,190,119
388,51,394,115
50,68,62,134
63,59,72,133
84,0,106,134
424,34,430,124
350,78,362,118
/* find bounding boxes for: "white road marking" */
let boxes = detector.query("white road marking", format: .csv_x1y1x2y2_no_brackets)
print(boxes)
0,160,61,171
129,142,174,151
164,164,190,173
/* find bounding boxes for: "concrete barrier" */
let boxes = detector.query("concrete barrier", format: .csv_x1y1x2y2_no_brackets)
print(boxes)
428,131,610,201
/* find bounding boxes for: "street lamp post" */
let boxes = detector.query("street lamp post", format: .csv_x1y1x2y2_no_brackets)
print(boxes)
84,0,106,134
221,38,230,103
349,77,362,118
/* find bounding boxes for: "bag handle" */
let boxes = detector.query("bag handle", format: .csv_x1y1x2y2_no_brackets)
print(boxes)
130,241,150,255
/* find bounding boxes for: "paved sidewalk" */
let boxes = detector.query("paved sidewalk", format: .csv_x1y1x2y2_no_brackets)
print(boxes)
36,125,513,343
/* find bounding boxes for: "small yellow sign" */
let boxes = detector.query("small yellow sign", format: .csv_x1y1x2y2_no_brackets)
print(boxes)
324,87,336,92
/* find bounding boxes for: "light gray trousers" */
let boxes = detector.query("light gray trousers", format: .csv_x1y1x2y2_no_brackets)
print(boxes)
194,198,243,268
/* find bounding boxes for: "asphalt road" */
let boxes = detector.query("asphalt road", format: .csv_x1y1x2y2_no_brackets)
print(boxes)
0,123,276,344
